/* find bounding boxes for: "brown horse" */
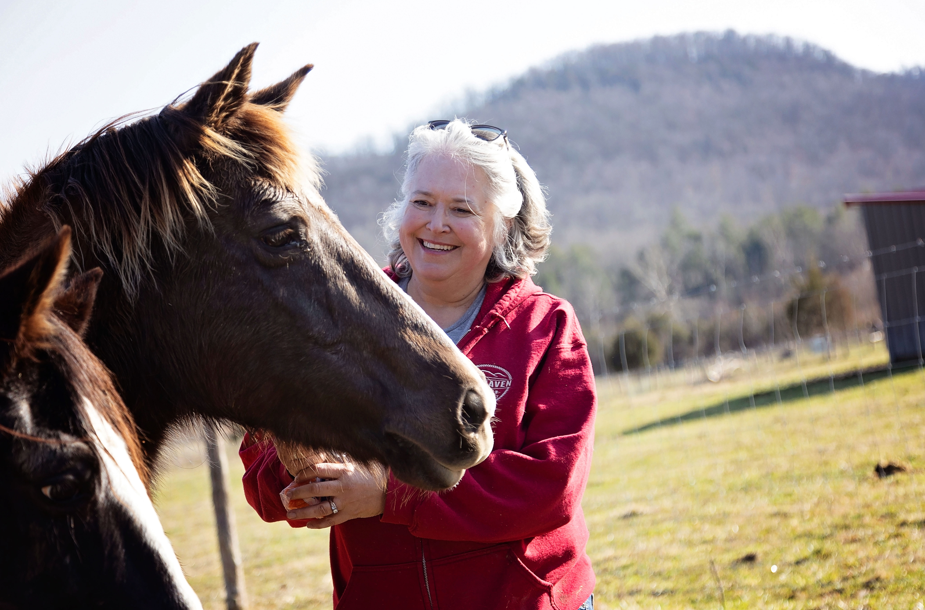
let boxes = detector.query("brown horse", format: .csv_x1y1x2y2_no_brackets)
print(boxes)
0,228,201,609
0,44,493,491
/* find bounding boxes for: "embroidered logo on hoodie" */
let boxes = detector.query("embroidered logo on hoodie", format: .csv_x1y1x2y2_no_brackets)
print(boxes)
477,364,513,400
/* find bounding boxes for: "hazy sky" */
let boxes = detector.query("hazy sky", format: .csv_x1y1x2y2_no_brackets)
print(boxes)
1,0,924,180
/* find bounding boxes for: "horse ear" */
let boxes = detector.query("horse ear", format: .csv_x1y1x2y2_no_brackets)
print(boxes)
250,64,313,112
0,227,72,349
184,43,258,129
54,268,104,338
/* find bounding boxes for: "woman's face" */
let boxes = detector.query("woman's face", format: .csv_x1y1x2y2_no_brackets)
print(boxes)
399,154,497,292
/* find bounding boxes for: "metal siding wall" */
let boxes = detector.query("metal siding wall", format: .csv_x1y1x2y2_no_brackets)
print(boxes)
862,204,925,363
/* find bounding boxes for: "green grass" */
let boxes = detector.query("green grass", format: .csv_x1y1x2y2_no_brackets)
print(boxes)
155,340,925,609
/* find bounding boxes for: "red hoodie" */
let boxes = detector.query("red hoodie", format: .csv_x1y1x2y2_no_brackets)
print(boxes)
240,274,597,610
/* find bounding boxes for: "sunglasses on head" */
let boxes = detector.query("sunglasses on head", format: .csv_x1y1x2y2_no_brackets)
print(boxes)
427,120,507,143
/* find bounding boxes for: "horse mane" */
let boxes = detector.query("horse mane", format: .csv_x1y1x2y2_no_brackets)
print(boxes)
0,231,149,487
2,302,150,490
46,315,151,488
1,98,322,298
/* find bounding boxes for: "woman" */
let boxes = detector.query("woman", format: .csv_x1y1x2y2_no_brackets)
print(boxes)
240,119,597,610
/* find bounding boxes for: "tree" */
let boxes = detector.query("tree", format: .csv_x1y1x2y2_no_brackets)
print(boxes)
620,208,709,303
611,316,663,372
786,262,854,340
536,244,614,373
535,244,613,328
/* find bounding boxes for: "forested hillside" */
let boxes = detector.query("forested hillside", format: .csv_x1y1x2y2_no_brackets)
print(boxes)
321,30,925,264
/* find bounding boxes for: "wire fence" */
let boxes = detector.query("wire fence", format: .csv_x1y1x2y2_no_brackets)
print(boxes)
591,237,925,383
582,237,925,606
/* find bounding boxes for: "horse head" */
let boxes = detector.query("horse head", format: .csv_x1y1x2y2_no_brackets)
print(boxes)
2,44,494,491
0,228,201,609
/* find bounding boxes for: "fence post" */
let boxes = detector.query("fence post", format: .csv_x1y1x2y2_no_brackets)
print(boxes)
791,285,809,398
668,315,675,370
738,304,747,355
768,300,776,363
205,423,248,610
619,330,630,392
820,288,832,362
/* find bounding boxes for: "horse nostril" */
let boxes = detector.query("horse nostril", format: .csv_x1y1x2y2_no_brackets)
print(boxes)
460,389,489,433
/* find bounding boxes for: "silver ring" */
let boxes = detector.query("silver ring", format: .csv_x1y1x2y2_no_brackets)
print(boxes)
329,500,338,514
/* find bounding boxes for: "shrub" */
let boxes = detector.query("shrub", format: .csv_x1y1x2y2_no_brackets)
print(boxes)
611,317,663,371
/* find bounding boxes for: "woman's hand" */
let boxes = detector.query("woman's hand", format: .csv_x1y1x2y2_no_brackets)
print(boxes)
281,461,388,529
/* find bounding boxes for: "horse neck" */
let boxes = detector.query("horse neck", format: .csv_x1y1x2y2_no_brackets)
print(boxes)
81,279,184,464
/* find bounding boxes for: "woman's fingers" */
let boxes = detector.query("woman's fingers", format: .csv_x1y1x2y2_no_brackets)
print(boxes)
285,478,344,500
280,493,322,511
287,496,343,524
280,460,387,527
291,470,320,484
301,462,351,480
290,463,350,485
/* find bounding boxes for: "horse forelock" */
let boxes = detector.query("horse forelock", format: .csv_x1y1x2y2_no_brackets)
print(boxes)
1,98,324,300
233,102,325,205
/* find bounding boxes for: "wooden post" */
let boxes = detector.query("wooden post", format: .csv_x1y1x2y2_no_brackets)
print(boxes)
205,424,248,610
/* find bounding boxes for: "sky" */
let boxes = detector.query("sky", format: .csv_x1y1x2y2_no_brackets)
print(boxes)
1,0,924,181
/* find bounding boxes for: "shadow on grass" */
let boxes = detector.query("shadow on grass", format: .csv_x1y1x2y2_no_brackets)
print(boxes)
622,363,921,436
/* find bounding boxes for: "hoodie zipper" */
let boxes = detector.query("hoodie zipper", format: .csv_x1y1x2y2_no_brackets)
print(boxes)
422,548,434,609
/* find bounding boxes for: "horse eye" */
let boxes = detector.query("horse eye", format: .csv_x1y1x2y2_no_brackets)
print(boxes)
40,474,86,503
262,228,299,248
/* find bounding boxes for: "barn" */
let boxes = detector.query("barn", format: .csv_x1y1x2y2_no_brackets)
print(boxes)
845,191,925,365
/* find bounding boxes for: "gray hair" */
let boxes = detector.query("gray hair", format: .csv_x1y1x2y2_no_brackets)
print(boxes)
380,119,551,280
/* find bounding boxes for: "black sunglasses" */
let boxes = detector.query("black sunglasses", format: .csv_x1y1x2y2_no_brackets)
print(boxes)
427,120,508,143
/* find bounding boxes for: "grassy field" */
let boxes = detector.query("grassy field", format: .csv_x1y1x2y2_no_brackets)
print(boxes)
155,341,925,609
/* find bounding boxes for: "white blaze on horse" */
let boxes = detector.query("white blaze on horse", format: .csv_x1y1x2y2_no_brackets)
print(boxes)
0,229,201,609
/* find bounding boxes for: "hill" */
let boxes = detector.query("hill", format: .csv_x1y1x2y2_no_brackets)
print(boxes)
319,30,925,265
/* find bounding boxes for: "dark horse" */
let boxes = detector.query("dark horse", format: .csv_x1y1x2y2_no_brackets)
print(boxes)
0,228,201,609
0,44,493,491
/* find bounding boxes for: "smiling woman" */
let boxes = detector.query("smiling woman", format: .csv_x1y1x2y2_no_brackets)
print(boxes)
398,155,496,327
241,119,598,610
